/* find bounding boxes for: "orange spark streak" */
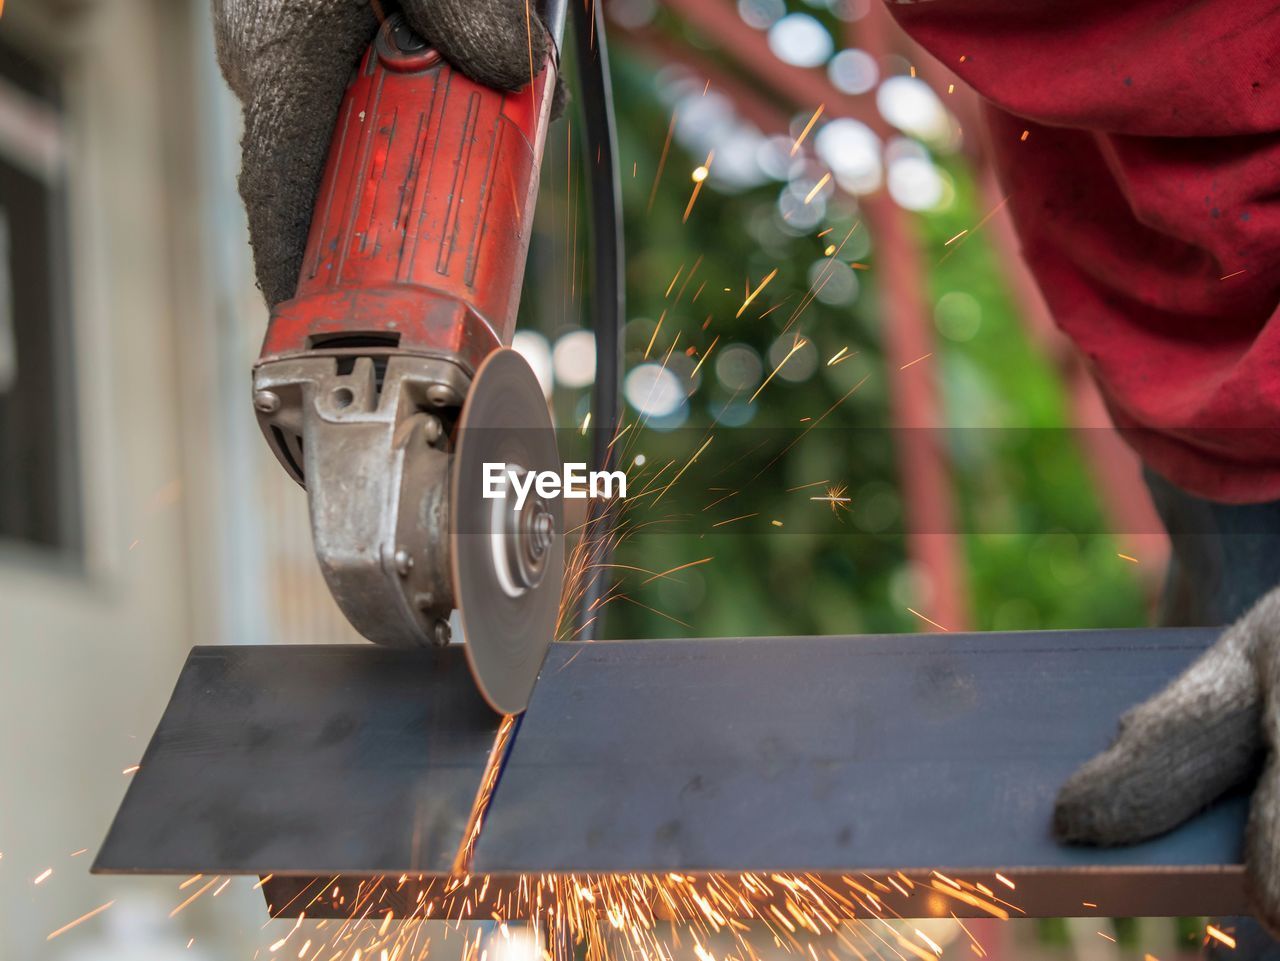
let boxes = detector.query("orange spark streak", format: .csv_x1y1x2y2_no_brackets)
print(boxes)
691,335,720,379
736,269,778,318
1117,553,1138,563
907,608,950,632
939,195,1010,263
928,881,1010,919
644,310,666,359
1207,925,1237,949
786,480,829,492
899,353,932,371
804,174,832,205
749,337,807,403
653,435,713,505
712,513,758,528
47,900,115,941
751,374,872,482
665,263,685,298
791,104,824,155
682,150,714,223
614,594,691,628
646,111,677,213
170,877,219,917
642,556,714,584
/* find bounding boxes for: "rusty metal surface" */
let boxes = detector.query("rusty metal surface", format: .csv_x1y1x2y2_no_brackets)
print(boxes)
93,644,500,876
97,629,1250,918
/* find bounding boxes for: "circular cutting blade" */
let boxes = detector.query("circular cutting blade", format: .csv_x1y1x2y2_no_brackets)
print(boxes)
452,348,564,714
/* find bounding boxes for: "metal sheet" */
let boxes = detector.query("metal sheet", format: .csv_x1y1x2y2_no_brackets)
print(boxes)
97,629,1251,918
93,644,500,876
473,628,1247,917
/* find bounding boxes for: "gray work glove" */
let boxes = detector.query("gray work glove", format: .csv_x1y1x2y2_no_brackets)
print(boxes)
213,0,553,307
1054,587,1280,932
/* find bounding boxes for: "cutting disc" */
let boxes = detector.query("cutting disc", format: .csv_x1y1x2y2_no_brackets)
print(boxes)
452,349,565,714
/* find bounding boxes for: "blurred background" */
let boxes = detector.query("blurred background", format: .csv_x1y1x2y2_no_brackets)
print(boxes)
0,0,1198,956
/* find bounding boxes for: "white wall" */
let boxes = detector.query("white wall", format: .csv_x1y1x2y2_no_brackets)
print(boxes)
0,0,342,955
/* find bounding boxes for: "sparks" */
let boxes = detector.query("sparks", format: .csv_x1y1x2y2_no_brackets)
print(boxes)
907,607,950,632
811,485,851,517
736,269,778,319
790,104,824,156
46,901,115,941
803,173,831,205
1117,553,1138,563
642,556,715,584
749,336,808,403
916,929,944,955
682,150,714,223
712,512,758,528
1207,925,1237,949
899,352,932,371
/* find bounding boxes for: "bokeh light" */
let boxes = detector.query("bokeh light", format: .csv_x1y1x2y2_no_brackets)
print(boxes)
715,343,764,391
553,329,597,388
814,117,882,195
768,13,834,68
827,48,878,95
875,75,950,142
767,334,819,381
512,330,553,397
625,362,685,418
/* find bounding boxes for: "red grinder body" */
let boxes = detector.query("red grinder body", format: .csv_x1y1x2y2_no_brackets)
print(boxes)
259,19,558,384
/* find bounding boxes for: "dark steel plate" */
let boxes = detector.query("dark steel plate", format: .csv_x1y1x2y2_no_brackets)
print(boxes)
93,644,500,875
96,629,1250,918
473,628,1247,918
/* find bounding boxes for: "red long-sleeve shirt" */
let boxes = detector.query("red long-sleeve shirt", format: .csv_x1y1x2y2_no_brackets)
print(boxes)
890,0,1280,502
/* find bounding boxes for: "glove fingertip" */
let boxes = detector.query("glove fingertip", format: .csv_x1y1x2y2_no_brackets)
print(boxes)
1052,768,1131,845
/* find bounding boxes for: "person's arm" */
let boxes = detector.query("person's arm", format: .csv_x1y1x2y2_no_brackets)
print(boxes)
212,0,553,307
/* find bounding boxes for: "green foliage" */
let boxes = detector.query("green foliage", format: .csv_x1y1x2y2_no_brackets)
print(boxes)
524,41,1146,641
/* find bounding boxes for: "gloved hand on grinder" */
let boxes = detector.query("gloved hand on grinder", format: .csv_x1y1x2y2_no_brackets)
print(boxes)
1055,587,1280,932
213,0,554,307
